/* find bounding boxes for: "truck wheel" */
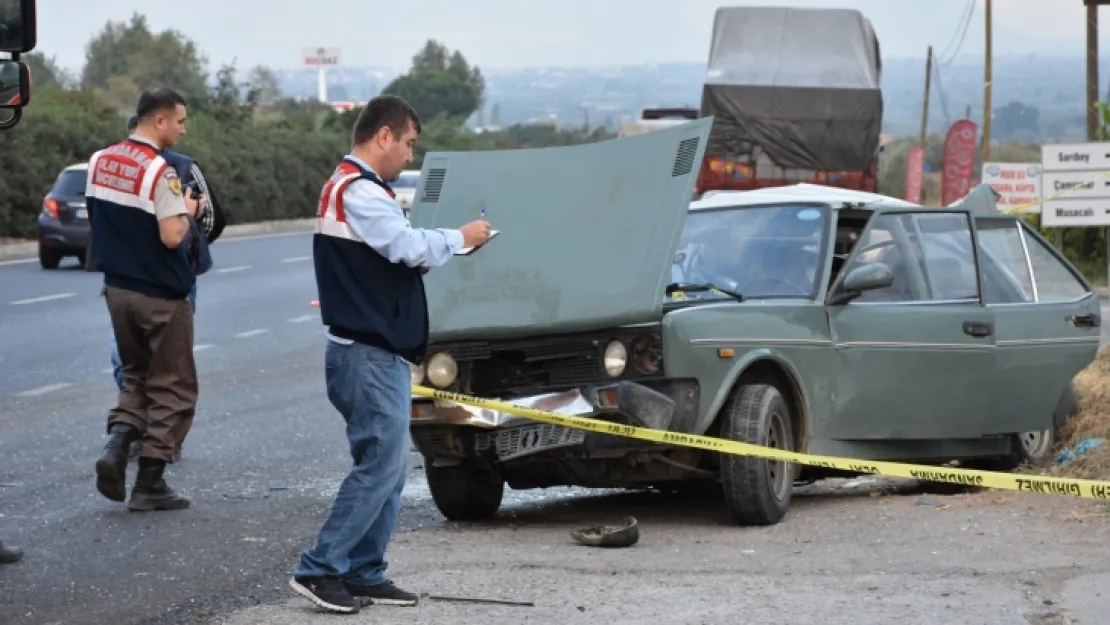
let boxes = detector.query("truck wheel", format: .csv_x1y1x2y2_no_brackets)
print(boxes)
426,461,505,521
719,383,796,526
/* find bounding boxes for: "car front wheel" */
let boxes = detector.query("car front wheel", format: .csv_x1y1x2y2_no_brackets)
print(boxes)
719,383,796,526
426,460,505,521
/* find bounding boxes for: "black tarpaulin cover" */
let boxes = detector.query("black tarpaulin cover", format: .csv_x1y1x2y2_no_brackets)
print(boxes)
700,6,883,172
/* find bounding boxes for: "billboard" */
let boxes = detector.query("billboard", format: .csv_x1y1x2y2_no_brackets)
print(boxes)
980,162,1042,214
302,47,341,67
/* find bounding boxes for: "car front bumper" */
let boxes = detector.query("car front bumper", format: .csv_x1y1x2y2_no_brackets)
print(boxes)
410,381,677,462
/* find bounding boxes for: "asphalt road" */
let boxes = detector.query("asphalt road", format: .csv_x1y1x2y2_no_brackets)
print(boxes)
2,234,1110,625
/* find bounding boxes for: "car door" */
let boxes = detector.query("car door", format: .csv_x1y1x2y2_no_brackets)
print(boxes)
974,217,1101,435
823,208,995,440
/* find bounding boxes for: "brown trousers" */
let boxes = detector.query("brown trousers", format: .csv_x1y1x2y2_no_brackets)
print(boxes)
104,285,198,462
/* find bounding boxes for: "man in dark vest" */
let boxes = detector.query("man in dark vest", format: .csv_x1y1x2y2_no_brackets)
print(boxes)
88,87,205,512
287,95,491,615
109,113,228,461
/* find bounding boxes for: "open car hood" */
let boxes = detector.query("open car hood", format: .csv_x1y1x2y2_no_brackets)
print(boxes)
410,117,712,342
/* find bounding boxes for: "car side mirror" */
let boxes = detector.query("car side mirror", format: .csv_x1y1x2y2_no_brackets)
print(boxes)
0,0,38,53
0,59,31,109
828,263,894,305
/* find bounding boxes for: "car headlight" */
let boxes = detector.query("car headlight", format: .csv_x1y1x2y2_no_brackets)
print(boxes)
603,340,627,377
409,362,425,386
426,351,458,388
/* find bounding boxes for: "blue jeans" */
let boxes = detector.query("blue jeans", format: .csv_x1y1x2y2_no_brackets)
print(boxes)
111,284,196,391
294,340,411,584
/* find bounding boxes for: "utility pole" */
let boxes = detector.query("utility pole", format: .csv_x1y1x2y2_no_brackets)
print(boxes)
919,45,933,147
1087,1,1101,141
982,0,993,161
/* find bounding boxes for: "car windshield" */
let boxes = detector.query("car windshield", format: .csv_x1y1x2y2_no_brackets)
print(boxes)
52,169,87,196
668,204,828,301
393,172,420,189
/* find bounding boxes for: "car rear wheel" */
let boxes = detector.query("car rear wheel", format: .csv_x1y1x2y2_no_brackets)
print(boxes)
426,460,505,521
719,383,795,526
38,246,61,270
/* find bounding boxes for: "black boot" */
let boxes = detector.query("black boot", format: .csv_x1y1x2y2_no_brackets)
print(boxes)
0,541,22,564
95,423,137,502
128,457,190,512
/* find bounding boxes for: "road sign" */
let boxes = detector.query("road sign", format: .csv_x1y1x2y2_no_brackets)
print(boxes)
980,162,1042,213
1042,142,1110,171
1040,141,1110,227
302,47,341,67
1041,198,1110,227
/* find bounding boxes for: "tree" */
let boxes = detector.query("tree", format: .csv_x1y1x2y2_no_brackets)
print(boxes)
381,40,485,124
22,52,73,90
81,13,209,107
246,65,282,106
992,101,1040,140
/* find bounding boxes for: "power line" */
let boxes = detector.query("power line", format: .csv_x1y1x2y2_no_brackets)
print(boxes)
937,0,975,66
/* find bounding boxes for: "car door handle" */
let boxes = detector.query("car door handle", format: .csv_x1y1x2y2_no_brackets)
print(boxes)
962,321,993,338
1067,313,1100,328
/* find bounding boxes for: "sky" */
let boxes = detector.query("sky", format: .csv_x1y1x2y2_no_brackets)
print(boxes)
27,0,1110,74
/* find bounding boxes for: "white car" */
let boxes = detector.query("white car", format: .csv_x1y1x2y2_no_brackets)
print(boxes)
394,170,420,215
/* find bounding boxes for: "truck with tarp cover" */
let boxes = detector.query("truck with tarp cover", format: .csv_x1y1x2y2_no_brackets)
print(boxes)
694,6,883,195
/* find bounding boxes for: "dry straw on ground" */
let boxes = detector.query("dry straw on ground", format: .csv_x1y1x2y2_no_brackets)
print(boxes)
1051,346,1110,480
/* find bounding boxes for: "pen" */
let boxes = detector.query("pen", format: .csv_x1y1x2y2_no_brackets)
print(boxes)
480,208,485,220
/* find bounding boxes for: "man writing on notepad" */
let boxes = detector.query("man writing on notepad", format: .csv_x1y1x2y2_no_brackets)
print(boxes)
290,95,490,614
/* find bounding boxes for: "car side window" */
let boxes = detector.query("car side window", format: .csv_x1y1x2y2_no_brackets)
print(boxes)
905,213,980,302
841,214,921,302
974,220,1034,304
1021,227,1090,302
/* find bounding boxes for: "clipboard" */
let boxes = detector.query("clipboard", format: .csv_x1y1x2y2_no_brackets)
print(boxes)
454,230,500,256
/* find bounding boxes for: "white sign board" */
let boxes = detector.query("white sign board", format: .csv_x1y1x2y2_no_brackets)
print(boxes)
302,47,341,67
980,162,1042,214
1040,141,1110,227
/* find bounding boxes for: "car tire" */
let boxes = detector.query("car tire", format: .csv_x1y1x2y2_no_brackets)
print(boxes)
38,246,61,270
1012,381,1077,468
426,460,504,521
719,383,796,526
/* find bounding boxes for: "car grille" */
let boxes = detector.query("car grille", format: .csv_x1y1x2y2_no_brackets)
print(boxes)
435,338,608,396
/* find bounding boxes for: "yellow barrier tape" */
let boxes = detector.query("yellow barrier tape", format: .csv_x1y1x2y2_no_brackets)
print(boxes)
1001,170,1110,215
412,385,1110,500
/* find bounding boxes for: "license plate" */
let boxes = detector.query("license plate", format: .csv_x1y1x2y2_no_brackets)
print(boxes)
75,209,88,219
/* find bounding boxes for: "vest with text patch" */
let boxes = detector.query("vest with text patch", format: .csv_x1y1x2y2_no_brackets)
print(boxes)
312,157,430,364
87,139,195,300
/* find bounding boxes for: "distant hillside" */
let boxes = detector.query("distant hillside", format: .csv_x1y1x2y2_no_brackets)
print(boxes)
270,55,1110,142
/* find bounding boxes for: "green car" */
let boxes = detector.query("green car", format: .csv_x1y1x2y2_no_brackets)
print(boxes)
407,119,1100,526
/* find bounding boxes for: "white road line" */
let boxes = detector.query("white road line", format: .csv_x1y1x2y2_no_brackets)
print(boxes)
194,344,214,352
281,255,311,263
9,292,76,306
15,382,74,397
234,329,269,339
0,257,35,267
215,265,252,274
101,367,115,374
287,315,315,323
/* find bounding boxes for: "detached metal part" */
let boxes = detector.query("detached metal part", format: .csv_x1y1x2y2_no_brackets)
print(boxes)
570,516,640,548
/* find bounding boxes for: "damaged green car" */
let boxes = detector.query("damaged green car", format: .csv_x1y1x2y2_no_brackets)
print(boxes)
407,119,1099,526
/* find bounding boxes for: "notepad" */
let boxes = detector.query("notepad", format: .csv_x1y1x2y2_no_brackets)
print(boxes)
454,230,500,255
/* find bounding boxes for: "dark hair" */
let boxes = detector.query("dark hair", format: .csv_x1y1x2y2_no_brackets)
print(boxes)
351,95,421,146
126,114,139,132
135,87,187,122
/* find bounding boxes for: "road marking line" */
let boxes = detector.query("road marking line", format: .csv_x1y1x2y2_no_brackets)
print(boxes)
287,315,315,323
101,367,114,374
194,344,214,352
281,255,311,263
15,382,73,397
234,329,269,338
0,257,35,267
216,265,252,274
9,292,76,306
